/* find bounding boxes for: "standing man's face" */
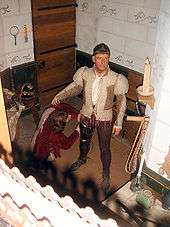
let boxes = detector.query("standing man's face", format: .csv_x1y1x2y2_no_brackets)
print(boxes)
92,53,110,74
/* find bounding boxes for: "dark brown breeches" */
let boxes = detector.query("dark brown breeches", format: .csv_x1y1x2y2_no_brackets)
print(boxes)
79,115,113,177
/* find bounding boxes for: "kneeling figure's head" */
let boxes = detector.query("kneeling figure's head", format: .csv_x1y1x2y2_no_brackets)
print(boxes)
48,109,68,133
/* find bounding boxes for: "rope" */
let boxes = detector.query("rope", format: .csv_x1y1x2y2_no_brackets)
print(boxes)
125,116,150,173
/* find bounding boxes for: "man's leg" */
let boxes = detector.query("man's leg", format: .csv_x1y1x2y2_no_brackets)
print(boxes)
97,121,113,193
69,120,94,171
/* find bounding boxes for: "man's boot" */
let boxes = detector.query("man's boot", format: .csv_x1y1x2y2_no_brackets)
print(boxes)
69,156,87,171
69,138,89,172
69,122,92,171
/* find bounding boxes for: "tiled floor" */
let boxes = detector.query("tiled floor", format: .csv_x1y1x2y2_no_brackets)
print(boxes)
103,181,170,226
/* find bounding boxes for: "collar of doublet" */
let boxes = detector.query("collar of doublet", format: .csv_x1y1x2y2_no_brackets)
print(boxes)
93,65,110,78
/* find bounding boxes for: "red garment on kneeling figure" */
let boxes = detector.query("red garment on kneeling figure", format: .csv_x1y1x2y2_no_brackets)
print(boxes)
33,103,79,160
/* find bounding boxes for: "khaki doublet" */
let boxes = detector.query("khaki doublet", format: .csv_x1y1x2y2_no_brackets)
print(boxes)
55,66,129,128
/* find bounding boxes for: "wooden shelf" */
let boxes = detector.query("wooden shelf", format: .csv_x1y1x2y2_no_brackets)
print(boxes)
137,94,155,109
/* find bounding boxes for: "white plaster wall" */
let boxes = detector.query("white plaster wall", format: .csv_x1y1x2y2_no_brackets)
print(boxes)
144,0,170,180
0,0,160,72
76,0,96,54
76,0,161,73
0,0,34,70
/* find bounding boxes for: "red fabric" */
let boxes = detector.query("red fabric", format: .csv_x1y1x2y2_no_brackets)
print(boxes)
34,103,79,160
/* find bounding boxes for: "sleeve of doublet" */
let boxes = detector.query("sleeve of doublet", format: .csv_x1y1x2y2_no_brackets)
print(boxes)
73,66,88,87
114,74,129,95
114,74,129,128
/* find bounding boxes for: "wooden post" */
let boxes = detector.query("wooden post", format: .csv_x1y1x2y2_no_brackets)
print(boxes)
0,77,13,166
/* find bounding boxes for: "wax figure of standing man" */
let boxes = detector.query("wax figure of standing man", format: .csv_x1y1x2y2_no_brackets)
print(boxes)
52,43,129,192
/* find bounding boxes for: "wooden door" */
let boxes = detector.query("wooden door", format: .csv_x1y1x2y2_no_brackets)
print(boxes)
32,0,77,106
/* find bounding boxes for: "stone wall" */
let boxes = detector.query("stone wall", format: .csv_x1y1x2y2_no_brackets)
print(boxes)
144,0,170,181
76,0,161,72
0,0,34,71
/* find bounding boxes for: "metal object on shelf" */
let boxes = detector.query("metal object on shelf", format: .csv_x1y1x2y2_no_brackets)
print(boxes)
162,190,170,210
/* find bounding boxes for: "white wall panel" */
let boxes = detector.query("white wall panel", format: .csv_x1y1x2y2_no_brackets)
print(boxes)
76,0,160,72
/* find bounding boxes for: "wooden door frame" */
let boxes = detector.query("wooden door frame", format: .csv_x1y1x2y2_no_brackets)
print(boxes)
0,74,13,166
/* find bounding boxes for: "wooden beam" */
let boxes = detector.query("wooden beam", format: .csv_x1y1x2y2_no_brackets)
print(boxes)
0,76,13,166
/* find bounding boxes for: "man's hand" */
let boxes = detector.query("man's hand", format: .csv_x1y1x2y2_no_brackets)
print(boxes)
66,114,71,122
112,125,121,136
75,124,80,133
77,113,81,122
52,96,60,105
48,152,55,161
